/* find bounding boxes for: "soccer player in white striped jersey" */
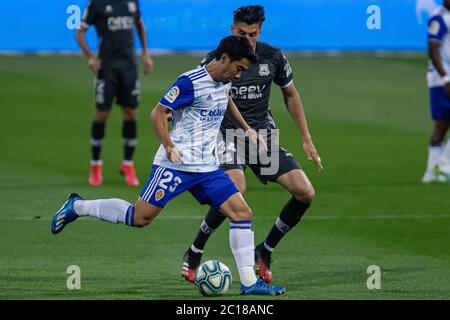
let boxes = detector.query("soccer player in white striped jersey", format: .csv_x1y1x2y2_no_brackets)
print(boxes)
50,36,286,296
424,0,450,183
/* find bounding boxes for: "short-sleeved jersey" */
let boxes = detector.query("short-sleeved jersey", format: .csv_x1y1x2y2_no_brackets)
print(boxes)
81,0,141,67
201,42,293,130
427,6,450,88
153,66,232,173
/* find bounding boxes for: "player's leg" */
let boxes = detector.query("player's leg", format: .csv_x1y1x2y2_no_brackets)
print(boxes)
195,170,285,295
424,120,449,182
51,165,170,234
219,192,286,295
182,167,246,282
435,116,450,180
89,69,116,186
250,144,312,283
424,86,450,182
119,107,140,186
50,193,161,235
117,66,140,186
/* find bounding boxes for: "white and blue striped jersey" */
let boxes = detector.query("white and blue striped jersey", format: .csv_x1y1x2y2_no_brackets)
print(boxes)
153,65,232,172
427,6,450,88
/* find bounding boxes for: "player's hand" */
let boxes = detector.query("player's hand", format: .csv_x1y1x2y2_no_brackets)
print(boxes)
166,146,183,164
303,139,323,172
88,54,101,74
246,128,267,154
444,83,450,97
143,54,154,75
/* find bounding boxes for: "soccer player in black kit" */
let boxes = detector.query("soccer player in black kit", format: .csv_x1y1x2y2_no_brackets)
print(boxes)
76,0,154,186
182,5,323,283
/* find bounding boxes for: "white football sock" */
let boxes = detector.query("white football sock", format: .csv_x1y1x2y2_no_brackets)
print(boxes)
74,199,134,226
426,144,444,172
229,221,257,287
438,139,450,170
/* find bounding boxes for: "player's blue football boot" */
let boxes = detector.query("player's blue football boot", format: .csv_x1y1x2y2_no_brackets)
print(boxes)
240,279,286,296
51,193,83,235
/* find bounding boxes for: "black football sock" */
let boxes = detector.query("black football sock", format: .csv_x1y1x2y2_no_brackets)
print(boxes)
91,121,105,161
192,207,227,252
264,197,311,250
123,120,137,161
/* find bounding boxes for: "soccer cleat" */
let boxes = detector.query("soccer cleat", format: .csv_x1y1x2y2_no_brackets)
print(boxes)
255,243,273,283
240,279,286,296
422,167,449,184
434,165,450,183
89,161,103,186
51,193,83,235
181,248,202,283
120,161,140,186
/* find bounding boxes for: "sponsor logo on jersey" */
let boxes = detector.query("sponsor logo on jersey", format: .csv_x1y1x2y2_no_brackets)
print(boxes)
164,86,180,103
155,189,165,201
200,108,226,118
107,16,134,31
128,1,137,13
259,64,270,76
199,107,226,121
230,85,266,100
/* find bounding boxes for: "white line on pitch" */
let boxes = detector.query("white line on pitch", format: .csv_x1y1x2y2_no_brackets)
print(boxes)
0,214,450,222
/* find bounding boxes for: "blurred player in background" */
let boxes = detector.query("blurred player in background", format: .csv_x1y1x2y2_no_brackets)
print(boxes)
51,36,287,296
182,5,323,283
423,0,450,183
76,0,154,186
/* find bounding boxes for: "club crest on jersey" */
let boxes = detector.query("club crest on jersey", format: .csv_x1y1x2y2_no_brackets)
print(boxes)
105,5,113,13
128,1,137,13
259,64,270,76
165,86,180,103
155,189,165,201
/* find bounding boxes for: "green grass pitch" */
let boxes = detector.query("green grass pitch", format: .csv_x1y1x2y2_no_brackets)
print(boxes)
0,55,449,300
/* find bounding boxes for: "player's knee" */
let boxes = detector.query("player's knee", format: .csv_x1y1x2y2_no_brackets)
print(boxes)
234,206,252,221
293,185,315,204
95,111,110,123
133,215,153,227
235,182,246,195
133,210,154,227
123,108,136,121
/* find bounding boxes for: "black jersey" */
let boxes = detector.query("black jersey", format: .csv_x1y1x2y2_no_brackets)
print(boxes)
201,42,294,130
81,0,141,67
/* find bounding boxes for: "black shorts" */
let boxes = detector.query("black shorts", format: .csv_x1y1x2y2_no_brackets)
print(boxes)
217,131,301,184
94,64,140,111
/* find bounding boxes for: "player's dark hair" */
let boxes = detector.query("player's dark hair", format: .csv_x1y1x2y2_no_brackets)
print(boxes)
233,5,265,26
214,36,258,63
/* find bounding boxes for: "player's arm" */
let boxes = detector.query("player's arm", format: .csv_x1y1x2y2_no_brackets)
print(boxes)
281,84,323,171
429,41,446,77
135,3,154,75
152,76,195,163
150,104,182,163
76,1,100,74
226,95,267,152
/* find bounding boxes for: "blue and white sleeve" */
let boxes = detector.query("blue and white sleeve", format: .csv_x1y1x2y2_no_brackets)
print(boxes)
428,15,448,42
159,76,195,110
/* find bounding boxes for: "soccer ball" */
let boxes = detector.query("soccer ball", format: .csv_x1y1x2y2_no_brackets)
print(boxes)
194,260,232,296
